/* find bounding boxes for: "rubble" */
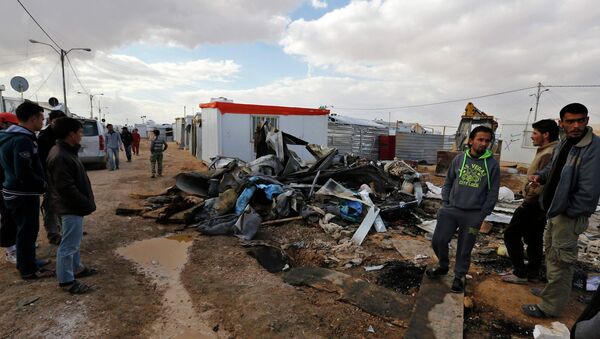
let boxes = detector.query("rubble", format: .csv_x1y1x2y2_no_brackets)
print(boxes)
114,124,600,336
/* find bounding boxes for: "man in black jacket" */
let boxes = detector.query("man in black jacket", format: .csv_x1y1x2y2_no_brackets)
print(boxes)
120,126,133,162
0,101,53,279
47,117,96,294
37,110,66,245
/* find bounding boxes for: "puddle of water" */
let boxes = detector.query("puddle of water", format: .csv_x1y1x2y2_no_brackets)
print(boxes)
116,234,217,339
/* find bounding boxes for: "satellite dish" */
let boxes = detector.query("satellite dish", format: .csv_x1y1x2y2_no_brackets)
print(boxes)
10,76,29,93
49,97,59,107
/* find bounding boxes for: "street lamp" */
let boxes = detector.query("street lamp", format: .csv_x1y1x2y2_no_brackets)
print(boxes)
29,39,91,115
77,91,103,119
99,106,109,121
140,115,147,124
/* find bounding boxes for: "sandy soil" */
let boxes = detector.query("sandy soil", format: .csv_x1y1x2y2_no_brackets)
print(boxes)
0,141,590,338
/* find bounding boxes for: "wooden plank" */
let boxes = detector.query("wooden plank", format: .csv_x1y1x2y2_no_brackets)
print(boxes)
405,276,463,339
284,267,414,326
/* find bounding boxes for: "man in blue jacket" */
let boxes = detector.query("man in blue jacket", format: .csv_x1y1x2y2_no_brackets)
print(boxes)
523,103,600,318
0,101,53,279
426,125,500,293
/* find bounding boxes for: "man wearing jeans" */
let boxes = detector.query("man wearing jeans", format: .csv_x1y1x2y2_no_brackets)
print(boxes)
47,117,96,294
523,103,600,318
104,124,123,170
0,101,53,279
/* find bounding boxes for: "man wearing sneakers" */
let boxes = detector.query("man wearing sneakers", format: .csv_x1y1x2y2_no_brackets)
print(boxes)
426,126,500,293
0,101,54,279
523,103,600,318
502,119,558,284
47,117,97,294
150,129,167,178
0,112,19,264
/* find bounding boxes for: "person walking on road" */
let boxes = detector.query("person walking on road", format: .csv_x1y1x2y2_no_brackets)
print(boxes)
131,128,141,156
120,127,133,162
0,101,54,279
47,117,97,294
502,119,559,284
0,112,19,264
104,124,123,170
522,103,600,318
150,129,167,178
37,109,66,245
426,126,500,293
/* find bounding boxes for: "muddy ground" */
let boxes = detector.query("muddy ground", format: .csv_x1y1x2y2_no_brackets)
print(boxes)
0,142,591,338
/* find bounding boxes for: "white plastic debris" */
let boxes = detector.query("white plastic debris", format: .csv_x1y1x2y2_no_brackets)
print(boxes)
367,325,375,333
533,321,569,339
364,265,386,272
498,186,515,202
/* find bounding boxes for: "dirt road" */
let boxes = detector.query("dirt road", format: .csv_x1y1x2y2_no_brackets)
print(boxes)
0,141,589,338
0,141,205,337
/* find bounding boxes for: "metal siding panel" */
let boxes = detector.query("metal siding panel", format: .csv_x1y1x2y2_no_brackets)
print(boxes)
395,133,446,164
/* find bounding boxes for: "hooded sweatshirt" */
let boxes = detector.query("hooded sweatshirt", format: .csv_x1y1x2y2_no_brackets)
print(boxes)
0,125,46,196
441,149,500,216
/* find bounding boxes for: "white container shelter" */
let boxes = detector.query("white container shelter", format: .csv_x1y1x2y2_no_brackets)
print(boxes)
199,101,329,162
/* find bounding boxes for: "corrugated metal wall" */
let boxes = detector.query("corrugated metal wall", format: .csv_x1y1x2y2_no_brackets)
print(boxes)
327,122,388,160
395,133,454,164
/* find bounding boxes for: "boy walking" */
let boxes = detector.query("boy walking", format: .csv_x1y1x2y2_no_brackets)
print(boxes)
150,129,167,178
47,117,97,294
427,126,500,293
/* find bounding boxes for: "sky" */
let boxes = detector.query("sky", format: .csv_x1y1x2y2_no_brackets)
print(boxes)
1,0,600,129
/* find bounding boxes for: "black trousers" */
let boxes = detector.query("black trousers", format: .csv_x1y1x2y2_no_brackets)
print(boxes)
504,202,546,278
0,195,16,248
4,195,40,276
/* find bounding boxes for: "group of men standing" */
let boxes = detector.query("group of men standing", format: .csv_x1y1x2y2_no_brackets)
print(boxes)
427,103,600,336
104,124,141,171
0,101,96,294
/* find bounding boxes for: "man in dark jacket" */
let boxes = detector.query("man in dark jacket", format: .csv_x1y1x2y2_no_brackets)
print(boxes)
47,117,96,294
0,101,53,279
120,126,133,162
37,109,66,245
0,112,19,264
523,103,600,318
502,119,559,284
426,126,500,293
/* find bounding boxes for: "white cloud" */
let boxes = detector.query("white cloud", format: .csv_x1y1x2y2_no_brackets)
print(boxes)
311,0,328,9
281,0,600,110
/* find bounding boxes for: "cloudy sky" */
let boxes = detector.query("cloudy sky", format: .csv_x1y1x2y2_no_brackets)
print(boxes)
1,0,599,128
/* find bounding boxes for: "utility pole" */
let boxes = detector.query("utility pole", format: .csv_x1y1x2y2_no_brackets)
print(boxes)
531,82,549,121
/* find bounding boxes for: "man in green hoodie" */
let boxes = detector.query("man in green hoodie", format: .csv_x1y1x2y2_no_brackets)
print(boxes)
426,125,500,293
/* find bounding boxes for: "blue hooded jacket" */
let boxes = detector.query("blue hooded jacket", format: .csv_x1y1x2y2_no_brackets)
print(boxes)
0,125,46,196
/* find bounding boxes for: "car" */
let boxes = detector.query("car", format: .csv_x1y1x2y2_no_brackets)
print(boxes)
77,118,107,169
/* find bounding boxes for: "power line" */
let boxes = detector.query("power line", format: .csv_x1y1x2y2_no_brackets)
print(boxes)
15,0,62,49
545,84,600,88
334,86,538,111
65,54,88,93
30,59,61,99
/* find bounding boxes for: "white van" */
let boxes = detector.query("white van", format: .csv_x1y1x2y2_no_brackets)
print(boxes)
77,118,107,168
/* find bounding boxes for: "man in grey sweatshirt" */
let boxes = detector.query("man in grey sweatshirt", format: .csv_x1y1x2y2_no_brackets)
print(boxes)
426,125,500,293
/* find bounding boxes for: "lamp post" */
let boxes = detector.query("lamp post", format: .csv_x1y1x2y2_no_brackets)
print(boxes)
140,115,147,124
77,91,103,119
28,39,91,115
99,106,109,121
